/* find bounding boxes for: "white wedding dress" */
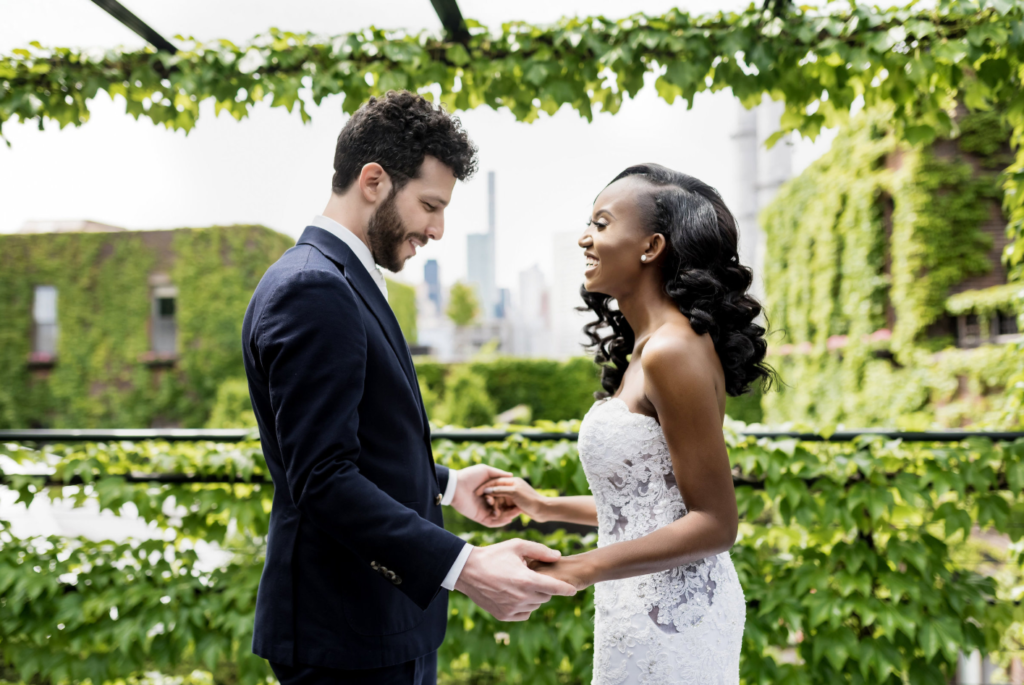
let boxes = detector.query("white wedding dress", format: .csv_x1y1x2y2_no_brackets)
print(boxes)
578,397,746,685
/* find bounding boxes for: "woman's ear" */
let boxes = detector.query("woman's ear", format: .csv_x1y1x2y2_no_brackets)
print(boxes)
644,233,668,262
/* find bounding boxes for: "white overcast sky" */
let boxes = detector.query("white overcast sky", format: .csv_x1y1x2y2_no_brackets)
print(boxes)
1,1,838,291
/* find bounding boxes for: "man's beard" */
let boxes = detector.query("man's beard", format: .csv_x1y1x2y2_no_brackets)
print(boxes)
367,190,426,273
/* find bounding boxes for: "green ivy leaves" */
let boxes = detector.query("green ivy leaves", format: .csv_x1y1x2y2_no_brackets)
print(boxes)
1,431,1023,683
1,6,1019,144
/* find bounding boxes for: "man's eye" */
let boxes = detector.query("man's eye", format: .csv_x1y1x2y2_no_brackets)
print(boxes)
423,203,436,211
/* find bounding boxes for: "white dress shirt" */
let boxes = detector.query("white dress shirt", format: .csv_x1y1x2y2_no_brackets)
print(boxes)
310,215,472,591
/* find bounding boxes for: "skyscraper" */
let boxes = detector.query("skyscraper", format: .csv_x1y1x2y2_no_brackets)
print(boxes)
732,97,793,302
424,259,441,316
466,171,497,320
512,264,551,357
550,231,594,359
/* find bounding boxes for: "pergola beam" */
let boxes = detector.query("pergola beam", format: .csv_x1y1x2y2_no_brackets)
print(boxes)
89,0,177,53
429,0,470,43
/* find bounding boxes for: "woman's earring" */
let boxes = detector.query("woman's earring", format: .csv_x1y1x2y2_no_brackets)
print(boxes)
640,255,648,262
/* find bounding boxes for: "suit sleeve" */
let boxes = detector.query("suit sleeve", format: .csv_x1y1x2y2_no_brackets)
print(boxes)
435,464,450,495
258,269,466,609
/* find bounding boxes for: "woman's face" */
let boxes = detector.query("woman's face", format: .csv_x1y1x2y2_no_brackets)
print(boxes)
579,177,653,297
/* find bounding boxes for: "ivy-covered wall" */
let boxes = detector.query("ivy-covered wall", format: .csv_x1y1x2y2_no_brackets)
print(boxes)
0,225,295,429
761,110,1019,429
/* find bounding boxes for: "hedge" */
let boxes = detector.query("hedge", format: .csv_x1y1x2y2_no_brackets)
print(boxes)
1,426,1022,684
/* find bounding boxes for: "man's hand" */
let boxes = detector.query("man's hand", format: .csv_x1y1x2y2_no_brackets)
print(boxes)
451,464,522,527
454,540,578,621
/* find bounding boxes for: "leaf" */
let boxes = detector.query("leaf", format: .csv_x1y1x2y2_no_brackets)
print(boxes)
904,124,936,146
445,44,470,66
918,620,940,659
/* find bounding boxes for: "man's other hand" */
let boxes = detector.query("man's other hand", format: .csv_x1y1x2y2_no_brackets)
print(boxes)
454,539,577,621
451,464,521,527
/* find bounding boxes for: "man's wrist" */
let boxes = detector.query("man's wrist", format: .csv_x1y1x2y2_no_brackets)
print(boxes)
440,468,459,506
446,543,475,592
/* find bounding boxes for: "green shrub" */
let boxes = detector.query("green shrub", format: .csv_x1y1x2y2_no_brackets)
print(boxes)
205,378,258,428
2,432,1022,685
416,357,601,423
418,378,439,418
725,386,763,424
386,278,417,343
434,366,496,427
470,357,601,422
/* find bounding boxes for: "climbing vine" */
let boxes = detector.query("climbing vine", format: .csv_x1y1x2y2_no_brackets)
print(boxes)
761,109,1014,429
1,430,1022,684
0,225,294,429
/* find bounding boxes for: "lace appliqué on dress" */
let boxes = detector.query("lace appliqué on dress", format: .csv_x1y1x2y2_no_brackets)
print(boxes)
579,398,746,685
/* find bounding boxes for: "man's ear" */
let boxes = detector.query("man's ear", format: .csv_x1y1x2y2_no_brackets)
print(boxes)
358,163,392,205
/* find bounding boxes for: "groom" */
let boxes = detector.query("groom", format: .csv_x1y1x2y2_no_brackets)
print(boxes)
241,90,576,685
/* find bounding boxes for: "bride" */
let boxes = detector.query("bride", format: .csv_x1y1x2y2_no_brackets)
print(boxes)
478,164,775,685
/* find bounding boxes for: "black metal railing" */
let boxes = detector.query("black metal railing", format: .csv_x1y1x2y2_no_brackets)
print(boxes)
2,428,1022,489
1,427,1022,444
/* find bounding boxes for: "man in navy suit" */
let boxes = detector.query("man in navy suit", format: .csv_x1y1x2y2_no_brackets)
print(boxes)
242,91,576,685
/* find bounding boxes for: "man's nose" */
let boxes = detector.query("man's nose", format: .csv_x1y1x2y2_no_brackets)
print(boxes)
426,216,444,241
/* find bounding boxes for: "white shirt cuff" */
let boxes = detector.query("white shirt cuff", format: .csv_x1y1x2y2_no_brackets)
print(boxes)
440,543,474,591
440,468,459,506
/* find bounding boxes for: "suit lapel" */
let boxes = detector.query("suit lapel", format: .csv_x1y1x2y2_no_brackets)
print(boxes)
296,226,421,409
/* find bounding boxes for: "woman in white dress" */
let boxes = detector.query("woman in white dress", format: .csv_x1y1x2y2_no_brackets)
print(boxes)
478,164,775,685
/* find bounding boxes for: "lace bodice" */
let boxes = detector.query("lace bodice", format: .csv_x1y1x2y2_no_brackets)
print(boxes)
578,397,745,685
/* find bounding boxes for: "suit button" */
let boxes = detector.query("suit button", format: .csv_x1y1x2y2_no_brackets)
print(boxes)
435,493,443,505
392,575,402,586
370,561,379,570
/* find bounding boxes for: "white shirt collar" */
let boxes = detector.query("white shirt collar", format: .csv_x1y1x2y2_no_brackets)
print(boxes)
310,215,388,299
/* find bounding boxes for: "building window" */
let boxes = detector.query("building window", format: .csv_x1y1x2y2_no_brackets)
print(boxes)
32,285,58,357
957,313,983,348
996,310,1019,338
956,310,1021,347
152,286,177,354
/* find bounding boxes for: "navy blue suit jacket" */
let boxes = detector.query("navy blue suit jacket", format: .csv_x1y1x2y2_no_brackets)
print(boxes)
242,225,466,670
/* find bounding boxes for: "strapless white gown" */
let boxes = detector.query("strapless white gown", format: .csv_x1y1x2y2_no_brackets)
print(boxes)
578,397,746,685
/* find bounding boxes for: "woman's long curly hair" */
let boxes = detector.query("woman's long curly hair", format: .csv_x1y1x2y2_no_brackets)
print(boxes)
581,163,776,398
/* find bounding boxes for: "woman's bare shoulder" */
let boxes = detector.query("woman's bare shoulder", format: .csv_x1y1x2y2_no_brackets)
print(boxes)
641,321,714,369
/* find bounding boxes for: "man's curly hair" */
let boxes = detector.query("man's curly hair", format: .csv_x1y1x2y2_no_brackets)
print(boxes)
332,90,478,193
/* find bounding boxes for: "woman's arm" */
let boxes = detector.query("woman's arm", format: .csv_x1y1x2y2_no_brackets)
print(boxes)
534,331,739,590
476,477,599,527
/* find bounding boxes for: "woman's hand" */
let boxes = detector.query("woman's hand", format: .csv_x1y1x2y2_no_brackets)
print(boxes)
475,476,550,522
528,554,596,592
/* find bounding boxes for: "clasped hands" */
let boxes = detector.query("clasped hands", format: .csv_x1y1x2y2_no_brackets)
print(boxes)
449,465,590,623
